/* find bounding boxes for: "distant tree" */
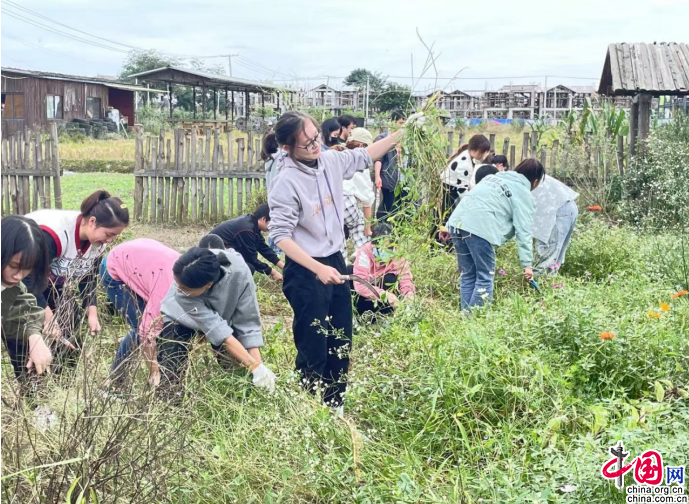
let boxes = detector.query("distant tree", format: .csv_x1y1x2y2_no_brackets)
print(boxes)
374,83,413,114
119,50,176,81
344,68,386,94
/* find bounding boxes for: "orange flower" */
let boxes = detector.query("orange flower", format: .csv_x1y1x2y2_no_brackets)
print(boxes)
647,310,662,319
659,302,670,312
672,290,689,299
587,205,602,211
600,331,615,340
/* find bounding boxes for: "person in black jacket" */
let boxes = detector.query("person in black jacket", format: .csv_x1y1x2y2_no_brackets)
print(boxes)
207,204,284,281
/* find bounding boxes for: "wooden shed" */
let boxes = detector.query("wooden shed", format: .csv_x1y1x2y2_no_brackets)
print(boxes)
598,42,689,153
1,67,163,137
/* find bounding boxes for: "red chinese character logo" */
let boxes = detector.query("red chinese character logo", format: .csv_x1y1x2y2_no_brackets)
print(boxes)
634,450,663,485
601,442,664,490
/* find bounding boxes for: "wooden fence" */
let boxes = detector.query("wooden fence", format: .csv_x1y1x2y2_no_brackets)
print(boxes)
133,125,268,224
445,130,627,179
1,123,62,216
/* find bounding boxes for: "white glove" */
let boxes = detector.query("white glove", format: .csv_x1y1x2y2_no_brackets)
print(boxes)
251,363,276,392
405,112,428,128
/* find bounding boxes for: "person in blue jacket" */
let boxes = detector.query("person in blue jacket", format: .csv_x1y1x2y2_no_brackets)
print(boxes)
443,159,545,311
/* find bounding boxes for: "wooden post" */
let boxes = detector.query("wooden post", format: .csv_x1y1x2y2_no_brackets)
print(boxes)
458,132,465,148
50,123,62,209
550,140,559,177
502,137,509,156
521,132,530,160
510,145,516,169
191,127,197,222
177,130,185,222
530,132,538,157
10,134,18,215
247,132,254,169
34,132,44,211
539,147,547,170
237,177,243,214
150,136,158,222
237,138,245,170
44,138,51,208
183,134,190,223
218,144,224,219
198,137,205,219
228,177,234,217
211,126,219,221
169,134,177,221
617,135,625,176
160,129,169,223
204,127,211,220
629,95,639,156
22,129,30,213
638,94,651,147
447,131,454,157
489,133,496,152
227,130,234,172
2,138,9,215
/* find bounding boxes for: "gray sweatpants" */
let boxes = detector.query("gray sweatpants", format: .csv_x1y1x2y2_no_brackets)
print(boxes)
534,200,579,274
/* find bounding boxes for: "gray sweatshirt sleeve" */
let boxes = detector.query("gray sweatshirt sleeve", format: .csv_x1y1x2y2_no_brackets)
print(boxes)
326,148,373,180
268,178,299,245
229,281,264,349
172,294,234,347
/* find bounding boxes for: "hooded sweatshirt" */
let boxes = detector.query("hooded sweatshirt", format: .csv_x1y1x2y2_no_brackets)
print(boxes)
352,242,416,299
268,148,373,257
160,249,263,349
447,171,536,268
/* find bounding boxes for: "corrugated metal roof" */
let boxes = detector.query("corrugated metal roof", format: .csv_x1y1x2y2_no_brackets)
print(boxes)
127,65,282,92
0,67,168,93
599,42,689,95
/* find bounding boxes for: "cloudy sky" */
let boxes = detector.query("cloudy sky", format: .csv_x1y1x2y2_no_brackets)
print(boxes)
2,0,687,92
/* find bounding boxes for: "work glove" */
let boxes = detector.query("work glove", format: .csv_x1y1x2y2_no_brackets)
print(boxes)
405,112,428,128
251,363,276,392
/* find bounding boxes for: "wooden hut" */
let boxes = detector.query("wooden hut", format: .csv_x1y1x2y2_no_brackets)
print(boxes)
598,42,689,154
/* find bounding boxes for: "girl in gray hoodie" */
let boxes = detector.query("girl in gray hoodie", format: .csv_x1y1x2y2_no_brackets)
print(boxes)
268,111,414,414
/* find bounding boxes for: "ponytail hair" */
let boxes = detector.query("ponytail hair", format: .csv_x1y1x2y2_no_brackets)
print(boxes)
173,247,222,289
449,143,469,162
80,190,129,228
1,215,50,291
260,131,279,162
199,233,226,250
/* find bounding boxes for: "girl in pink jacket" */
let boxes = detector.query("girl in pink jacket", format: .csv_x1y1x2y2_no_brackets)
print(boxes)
99,238,179,387
349,223,416,316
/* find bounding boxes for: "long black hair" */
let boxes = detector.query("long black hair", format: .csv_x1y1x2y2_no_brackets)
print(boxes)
1,215,50,290
321,118,342,147
173,247,231,289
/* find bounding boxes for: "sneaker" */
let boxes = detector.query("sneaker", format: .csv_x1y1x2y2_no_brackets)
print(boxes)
331,405,344,418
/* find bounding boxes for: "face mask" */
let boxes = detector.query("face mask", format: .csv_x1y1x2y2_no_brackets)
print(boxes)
373,247,393,261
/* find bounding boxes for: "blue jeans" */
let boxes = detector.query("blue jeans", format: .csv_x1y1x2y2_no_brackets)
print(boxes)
99,256,146,381
450,227,496,311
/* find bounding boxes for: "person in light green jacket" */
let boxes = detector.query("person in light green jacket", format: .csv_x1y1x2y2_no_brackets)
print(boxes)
443,159,545,310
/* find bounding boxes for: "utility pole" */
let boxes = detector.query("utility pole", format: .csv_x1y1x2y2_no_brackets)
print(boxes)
227,54,238,77
365,76,370,126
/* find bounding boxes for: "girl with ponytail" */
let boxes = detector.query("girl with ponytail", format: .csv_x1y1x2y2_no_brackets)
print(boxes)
24,189,129,373
157,241,275,400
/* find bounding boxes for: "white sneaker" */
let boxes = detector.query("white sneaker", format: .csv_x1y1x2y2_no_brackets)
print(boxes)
331,405,344,418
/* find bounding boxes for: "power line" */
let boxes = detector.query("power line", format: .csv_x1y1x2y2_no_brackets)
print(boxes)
272,74,598,82
4,0,138,50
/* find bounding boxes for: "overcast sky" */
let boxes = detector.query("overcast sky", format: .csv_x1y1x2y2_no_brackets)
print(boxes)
2,0,687,92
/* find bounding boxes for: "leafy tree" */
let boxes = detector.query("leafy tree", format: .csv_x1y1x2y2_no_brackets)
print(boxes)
373,83,413,114
119,50,176,81
344,68,386,94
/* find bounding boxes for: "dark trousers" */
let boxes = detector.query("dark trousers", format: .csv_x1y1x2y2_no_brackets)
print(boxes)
156,323,238,401
346,264,397,316
377,187,409,221
99,259,147,385
282,252,352,407
432,183,460,245
2,335,43,396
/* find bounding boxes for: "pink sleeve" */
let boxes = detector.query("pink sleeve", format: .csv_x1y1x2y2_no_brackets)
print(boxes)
352,249,384,299
138,297,163,347
398,259,416,296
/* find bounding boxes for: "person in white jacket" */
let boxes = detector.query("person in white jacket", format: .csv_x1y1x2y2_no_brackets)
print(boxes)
343,128,376,248
531,175,579,274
